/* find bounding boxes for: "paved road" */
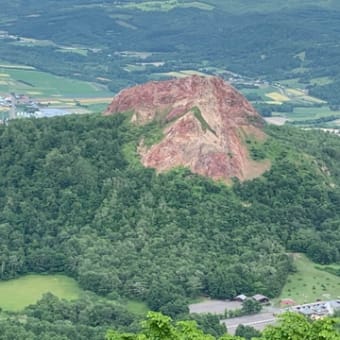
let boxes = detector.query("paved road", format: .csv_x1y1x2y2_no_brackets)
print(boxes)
221,312,277,334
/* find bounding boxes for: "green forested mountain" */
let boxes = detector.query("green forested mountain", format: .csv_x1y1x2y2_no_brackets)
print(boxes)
0,113,339,338
1,0,340,100
1,2,340,338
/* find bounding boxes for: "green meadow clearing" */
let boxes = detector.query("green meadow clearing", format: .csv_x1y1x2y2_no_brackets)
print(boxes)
0,274,82,311
278,254,340,305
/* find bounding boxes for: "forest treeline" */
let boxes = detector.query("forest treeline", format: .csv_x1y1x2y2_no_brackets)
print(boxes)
0,114,339,338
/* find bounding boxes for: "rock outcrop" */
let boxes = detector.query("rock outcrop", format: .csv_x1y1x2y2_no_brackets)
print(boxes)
105,75,269,181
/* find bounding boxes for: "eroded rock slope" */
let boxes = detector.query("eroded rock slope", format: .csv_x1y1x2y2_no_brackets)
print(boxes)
105,75,269,181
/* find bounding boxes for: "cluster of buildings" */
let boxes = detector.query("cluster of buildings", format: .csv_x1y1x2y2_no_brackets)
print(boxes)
287,300,340,319
234,293,340,318
0,93,39,120
0,93,69,122
0,93,35,105
0,95,13,107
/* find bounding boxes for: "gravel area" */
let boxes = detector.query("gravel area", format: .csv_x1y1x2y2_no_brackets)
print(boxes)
189,300,242,314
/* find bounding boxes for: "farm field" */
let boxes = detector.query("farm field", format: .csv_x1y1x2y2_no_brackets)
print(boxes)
310,77,333,86
239,85,278,100
119,1,214,11
154,70,209,79
0,274,83,311
239,80,338,125
274,106,340,121
241,83,325,106
278,78,307,89
323,119,340,128
277,254,340,305
265,91,290,103
0,62,113,98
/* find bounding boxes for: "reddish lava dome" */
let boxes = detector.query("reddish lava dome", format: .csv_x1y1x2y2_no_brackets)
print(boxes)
105,75,269,181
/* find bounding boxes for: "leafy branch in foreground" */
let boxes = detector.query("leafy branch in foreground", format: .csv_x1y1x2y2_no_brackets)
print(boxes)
106,312,340,340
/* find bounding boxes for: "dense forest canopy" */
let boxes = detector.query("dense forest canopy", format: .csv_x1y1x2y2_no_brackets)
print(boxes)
0,113,339,300
0,113,339,337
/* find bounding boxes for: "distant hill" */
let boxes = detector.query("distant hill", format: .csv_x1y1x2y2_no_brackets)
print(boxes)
1,0,340,102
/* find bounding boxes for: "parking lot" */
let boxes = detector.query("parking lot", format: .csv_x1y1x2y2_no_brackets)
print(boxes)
189,300,242,314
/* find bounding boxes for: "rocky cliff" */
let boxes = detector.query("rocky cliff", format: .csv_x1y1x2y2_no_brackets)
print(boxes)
105,75,269,181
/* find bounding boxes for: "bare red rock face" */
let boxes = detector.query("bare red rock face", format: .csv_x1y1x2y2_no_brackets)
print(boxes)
105,75,269,181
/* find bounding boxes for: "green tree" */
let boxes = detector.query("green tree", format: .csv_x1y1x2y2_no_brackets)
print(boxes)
235,324,260,339
241,299,262,315
106,312,243,340
259,313,340,340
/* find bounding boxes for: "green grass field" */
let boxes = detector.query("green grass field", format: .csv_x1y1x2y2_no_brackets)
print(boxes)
86,103,111,113
240,85,278,100
310,77,333,86
278,254,340,304
277,78,307,89
0,274,83,311
276,106,340,121
0,63,112,98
